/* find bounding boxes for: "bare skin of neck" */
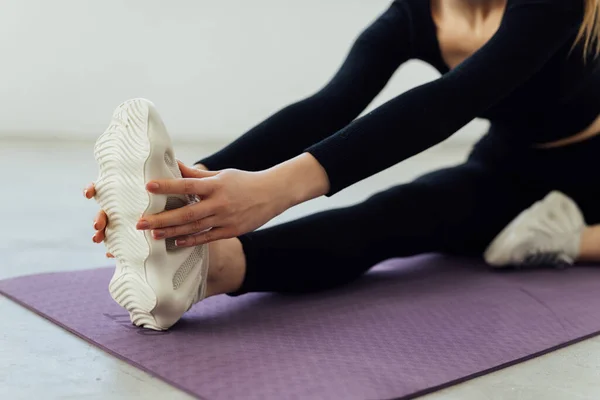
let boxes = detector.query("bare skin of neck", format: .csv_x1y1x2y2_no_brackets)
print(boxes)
431,0,600,148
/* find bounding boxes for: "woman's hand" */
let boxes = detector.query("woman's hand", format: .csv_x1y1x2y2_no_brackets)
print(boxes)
138,154,330,247
83,163,211,257
138,162,290,246
83,183,113,257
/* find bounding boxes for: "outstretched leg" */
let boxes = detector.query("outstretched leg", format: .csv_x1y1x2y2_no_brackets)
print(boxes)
204,162,548,297
207,188,600,298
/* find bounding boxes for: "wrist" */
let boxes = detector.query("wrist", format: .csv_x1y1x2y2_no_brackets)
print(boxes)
265,153,330,209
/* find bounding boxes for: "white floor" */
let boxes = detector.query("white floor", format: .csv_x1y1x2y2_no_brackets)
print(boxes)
1,136,600,400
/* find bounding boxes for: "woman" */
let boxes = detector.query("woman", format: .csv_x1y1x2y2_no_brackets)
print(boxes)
85,0,600,330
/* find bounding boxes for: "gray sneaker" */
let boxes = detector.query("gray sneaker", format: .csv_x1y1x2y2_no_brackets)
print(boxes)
484,191,585,268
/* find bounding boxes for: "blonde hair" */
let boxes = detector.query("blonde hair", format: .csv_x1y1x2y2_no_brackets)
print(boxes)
577,0,600,57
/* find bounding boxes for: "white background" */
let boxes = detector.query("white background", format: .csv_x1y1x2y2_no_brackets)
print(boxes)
0,0,486,143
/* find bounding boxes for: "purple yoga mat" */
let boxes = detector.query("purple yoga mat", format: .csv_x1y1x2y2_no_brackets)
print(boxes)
1,255,600,400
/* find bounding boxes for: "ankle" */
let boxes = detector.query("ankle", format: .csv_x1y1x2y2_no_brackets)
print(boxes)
205,238,246,297
577,225,600,262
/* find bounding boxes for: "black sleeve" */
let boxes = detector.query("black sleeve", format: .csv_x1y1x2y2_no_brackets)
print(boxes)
306,0,583,195
196,1,414,171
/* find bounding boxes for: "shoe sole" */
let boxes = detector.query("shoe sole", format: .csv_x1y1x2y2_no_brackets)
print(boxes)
94,98,206,330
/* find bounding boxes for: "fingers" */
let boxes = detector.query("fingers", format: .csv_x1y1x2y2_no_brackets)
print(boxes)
192,163,209,172
94,210,108,231
83,182,96,199
92,231,104,243
174,227,233,247
137,201,216,230
86,183,112,258
177,161,217,178
145,177,217,197
151,216,217,240
92,210,108,243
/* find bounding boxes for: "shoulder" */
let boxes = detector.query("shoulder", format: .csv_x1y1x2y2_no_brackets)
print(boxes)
380,0,437,41
358,1,420,44
505,0,583,16
507,0,581,8
500,0,584,39
390,0,431,20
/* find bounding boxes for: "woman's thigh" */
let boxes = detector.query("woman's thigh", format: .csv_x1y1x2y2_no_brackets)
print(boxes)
235,160,548,294
250,160,547,260
407,161,549,256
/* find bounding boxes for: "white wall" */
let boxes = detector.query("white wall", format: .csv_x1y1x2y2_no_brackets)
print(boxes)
0,0,486,143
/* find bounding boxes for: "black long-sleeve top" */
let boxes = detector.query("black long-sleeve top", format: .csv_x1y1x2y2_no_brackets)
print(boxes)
199,0,598,195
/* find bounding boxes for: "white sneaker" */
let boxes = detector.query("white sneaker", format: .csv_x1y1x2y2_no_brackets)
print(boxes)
93,98,209,330
484,191,585,268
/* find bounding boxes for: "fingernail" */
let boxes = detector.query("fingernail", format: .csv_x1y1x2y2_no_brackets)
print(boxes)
137,220,150,230
92,235,98,243
153,230,165,239
175,239,187,246
147,182,159,190
83,189,89,198
93,220,98,230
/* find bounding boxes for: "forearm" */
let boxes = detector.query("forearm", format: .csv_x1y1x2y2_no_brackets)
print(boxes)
196,2,411,172
196,96,360,172
303,79,461,196
263,152,330,210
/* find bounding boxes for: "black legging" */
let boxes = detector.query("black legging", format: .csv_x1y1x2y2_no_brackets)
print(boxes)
230,131,600,295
